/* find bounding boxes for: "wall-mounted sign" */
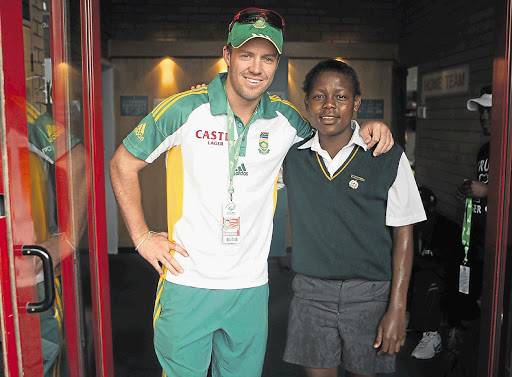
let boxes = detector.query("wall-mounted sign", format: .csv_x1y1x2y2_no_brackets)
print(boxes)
153,98,165,109
421,65,469,101
120,95,148,116
357,99,384,119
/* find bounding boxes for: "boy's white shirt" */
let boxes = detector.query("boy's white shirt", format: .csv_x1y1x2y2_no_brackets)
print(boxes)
280,120,426,227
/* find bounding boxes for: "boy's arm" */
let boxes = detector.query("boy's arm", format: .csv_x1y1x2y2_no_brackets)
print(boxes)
110,144,188,276
374,224,413,355
359,120,394,156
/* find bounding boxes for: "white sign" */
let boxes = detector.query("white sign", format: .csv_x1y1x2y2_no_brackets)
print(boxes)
421,65,469,101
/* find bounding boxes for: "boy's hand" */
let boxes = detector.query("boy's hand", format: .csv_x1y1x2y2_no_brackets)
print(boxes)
359,121,394,156
190,83,207,90
374,308,406,355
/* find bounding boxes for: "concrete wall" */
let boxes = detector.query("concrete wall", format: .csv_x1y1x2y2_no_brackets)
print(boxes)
399,0,495,223
24,0,47,108
104,0,400,44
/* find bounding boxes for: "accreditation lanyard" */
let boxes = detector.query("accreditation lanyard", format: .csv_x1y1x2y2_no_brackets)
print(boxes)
226,102,251,200
459,198,472,294
222,101,252,244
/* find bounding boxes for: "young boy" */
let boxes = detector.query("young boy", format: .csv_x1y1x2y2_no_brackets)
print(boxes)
282,60,426,377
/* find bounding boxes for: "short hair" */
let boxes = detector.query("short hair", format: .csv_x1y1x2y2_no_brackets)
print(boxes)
302,59,362,97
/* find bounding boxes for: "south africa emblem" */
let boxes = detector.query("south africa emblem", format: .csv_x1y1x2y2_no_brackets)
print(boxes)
254,17,266,29
258,132,270,154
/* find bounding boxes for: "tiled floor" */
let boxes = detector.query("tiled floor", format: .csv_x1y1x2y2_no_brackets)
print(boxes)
110,253,458,377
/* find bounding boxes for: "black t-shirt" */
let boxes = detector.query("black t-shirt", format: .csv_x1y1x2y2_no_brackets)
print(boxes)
471,142,489,243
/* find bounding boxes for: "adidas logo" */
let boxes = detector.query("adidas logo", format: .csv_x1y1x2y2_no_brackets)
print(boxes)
235,163,248,176
45,123,64,142
134,123,146,141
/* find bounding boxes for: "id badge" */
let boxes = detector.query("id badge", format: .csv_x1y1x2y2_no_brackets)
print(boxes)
459,265,470,294
222,199,241,243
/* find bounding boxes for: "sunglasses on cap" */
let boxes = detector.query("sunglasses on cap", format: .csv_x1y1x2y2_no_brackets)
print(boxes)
229,8,285,33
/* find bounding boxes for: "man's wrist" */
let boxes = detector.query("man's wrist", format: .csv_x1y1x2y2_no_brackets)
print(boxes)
135,230,162,250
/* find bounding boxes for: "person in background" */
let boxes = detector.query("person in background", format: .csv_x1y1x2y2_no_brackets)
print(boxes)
408,186,443,360
442,85,492,377
454,85,491,322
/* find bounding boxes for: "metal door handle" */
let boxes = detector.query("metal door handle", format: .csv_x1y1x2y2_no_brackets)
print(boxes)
22,245,55,313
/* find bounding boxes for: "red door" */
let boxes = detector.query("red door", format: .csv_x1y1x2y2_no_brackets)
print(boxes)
479,0,512,375
0,0,113,375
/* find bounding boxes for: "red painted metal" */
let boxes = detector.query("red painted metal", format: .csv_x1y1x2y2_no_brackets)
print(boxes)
49,0,84,376
478,0,512,375
80,0,114,375
0,0,45,375
0,156,20,377
0,218,18,377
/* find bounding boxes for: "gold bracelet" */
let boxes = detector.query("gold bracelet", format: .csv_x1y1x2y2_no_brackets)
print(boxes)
135,230,158,251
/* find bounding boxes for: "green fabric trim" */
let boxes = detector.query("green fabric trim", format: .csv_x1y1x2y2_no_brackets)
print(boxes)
28,111,81,164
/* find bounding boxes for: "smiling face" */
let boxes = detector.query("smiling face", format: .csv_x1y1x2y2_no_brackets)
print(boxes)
223,38,280,105
305,70,361,145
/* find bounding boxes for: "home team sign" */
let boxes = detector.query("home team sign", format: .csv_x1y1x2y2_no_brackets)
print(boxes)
421,65,469,100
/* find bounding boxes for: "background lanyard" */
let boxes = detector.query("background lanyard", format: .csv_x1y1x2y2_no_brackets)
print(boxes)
226,102,251,201
461,198,472,264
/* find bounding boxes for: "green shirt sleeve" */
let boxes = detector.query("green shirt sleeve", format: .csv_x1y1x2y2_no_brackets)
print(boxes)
28,111,81,164
123,89,210,162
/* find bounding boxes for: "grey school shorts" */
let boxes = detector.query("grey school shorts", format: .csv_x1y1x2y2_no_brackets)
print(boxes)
283,274,395,375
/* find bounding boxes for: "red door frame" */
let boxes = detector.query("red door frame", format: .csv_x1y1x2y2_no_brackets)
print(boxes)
0,0,114,375
0,0,45,375
80,0,114,375
49,0,85,374
50,0,114,375
479,0,512,374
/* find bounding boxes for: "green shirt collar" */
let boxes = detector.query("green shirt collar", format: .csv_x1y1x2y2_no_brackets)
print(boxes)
208,73,278,119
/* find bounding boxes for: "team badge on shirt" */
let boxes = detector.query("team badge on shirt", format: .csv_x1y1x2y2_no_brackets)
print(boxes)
349,174,365,189
258,132,270,155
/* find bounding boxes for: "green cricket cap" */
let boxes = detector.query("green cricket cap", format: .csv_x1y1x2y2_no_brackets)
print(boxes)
227,17,283,54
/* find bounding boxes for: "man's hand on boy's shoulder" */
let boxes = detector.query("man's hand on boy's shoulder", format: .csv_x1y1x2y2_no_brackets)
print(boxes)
359,120,394,156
